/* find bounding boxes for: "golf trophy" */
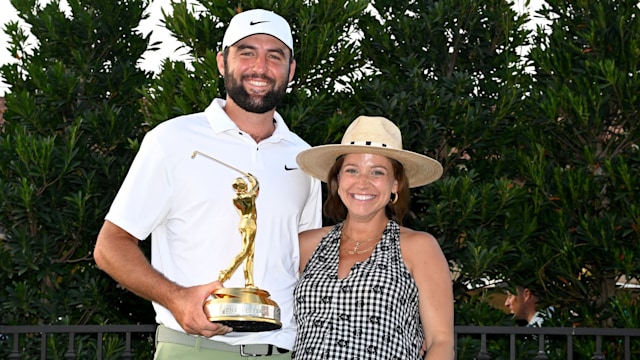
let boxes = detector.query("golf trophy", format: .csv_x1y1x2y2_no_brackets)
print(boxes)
192,151,281,332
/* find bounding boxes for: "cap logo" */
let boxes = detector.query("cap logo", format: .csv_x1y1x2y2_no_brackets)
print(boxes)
250,20,269,26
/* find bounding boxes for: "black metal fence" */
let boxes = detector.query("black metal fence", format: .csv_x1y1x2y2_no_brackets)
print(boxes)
455,326,640,360
0,325,156,360
1,324,639,359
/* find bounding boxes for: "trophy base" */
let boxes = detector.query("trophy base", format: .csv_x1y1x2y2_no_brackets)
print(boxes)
204,287,282,332
213,320,281,332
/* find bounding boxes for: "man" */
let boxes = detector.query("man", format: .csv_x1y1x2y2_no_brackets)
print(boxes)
504,286,547,327
94,9,322,359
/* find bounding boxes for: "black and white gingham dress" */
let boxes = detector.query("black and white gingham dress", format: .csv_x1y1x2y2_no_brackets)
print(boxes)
292,220,423,359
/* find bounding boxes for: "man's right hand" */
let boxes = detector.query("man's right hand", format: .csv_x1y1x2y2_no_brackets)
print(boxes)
167,281,233,337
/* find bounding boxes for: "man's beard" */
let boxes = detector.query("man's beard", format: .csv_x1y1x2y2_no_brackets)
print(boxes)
224,71,288,114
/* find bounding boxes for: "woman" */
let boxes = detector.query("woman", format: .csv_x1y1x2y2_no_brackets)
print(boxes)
292,116,454,359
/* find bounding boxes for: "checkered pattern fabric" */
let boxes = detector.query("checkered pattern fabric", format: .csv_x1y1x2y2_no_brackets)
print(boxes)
292,220,423,359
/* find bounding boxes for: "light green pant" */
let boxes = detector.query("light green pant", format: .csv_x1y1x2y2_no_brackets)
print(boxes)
153,341,292,360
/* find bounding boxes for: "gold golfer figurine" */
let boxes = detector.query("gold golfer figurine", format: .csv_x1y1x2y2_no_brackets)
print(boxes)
218,174,259,287
191,150,281,332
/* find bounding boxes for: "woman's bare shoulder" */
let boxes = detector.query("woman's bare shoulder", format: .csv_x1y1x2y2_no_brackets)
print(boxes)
399,226,438,244
399,226,445,262
299,225,336,272
300,226,334,240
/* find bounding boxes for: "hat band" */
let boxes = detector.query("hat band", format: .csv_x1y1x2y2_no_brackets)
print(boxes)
348,141,390,148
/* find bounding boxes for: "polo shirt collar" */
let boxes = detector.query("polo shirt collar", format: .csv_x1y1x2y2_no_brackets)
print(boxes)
204,98,296,143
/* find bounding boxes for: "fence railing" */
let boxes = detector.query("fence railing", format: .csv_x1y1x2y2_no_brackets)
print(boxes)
0,324,157,360
1,324,639,359
455,325,640,360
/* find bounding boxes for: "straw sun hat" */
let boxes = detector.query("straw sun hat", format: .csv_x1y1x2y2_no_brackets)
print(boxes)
296,116,443,188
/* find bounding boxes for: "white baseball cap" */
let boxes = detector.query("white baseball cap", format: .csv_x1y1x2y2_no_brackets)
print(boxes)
222,9,294,56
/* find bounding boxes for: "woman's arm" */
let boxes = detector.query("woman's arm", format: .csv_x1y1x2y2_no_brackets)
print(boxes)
401,228,455,359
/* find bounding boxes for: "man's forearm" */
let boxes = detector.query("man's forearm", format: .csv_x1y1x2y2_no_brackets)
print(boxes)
94,221,181,307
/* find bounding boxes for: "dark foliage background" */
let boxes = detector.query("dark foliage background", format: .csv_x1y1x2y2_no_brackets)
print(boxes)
1,0,638,358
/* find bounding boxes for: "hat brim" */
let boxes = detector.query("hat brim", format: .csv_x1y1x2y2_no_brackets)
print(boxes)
296,144,443,188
